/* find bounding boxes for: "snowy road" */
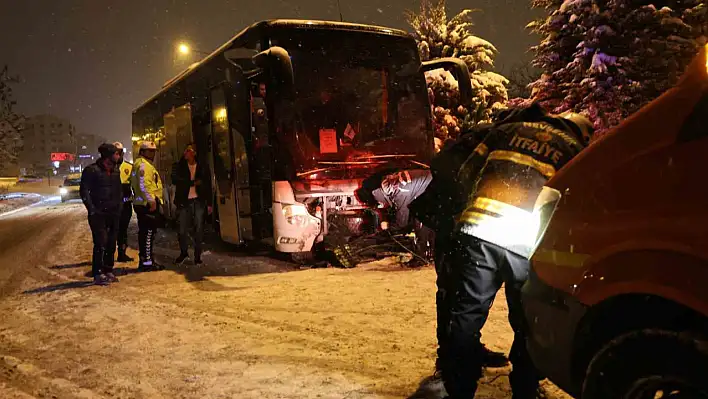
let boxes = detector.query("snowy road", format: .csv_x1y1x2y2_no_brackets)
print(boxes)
0,201,571,399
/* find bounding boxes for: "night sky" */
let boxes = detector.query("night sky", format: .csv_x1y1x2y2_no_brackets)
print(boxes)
0,0,539,146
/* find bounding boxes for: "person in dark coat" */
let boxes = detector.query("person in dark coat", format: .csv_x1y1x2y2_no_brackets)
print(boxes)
80,143,123,285
171,144,212,266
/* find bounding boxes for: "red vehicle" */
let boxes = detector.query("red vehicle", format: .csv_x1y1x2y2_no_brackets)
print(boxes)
522,46,708,398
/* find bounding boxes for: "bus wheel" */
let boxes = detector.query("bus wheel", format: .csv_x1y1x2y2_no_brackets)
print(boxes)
291,251,314,265
582,329,708,399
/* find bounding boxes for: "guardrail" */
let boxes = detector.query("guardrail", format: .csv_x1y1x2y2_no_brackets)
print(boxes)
0,177,18,194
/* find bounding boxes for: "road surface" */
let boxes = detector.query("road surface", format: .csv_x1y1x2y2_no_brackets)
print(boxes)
0,199,571,399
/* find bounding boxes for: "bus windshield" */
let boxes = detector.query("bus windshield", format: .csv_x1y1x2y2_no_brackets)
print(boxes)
269,29,432,178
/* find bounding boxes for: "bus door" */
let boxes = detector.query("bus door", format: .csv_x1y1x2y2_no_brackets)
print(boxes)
225,80,254,241
209,86,242,244
249,82,274,240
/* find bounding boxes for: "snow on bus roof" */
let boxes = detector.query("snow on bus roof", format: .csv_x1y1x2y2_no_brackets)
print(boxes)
133,19,409,113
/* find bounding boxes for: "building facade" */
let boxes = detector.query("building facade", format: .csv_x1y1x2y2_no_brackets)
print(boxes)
20,115,77,175
75,133,107,170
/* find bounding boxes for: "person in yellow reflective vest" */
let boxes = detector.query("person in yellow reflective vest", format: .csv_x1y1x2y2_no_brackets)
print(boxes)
413,103,593,399
130,141,164,271
113,142,134,263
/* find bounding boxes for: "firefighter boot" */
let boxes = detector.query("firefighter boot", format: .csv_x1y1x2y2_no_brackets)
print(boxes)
117,245,134,262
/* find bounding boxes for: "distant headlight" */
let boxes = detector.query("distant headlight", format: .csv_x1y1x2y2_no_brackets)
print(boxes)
60,188,68,195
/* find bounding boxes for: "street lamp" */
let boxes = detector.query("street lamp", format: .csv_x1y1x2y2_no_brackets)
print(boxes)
177,42,209,57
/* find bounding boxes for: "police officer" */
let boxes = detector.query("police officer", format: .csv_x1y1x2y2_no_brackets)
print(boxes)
80,143,123,285
440,103,593,398
130,141,164,271
114,142,134,263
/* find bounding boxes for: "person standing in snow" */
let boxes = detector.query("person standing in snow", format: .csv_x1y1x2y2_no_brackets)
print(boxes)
130,141,164,271
171,144,212,266
80,143,123,285
412,103,592,398
114,141,134,263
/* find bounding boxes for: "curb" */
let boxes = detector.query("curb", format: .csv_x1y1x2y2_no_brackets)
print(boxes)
0,194,49,218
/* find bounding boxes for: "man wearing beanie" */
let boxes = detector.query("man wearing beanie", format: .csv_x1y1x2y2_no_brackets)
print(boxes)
79,143,123,285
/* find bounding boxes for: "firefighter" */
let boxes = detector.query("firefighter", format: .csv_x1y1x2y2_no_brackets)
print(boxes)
431,103,593,398
114,141,134,263
408,128,510,398
130,141,164,271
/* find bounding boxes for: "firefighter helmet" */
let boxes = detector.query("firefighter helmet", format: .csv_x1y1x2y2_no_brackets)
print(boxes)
559,112,594,145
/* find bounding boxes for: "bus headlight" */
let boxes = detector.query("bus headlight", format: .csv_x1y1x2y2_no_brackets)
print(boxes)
282,204,309,226
60,188,68,195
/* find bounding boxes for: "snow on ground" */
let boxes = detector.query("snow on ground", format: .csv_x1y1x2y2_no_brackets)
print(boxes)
0,194,42,216
0,203,572,398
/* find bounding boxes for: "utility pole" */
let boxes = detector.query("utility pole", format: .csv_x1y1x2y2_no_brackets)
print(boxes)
337,0,344,22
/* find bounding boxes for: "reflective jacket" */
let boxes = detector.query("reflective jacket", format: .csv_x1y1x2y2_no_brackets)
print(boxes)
454,104,585,254
130,157,163,206
408,129,485,234
118,160,133,203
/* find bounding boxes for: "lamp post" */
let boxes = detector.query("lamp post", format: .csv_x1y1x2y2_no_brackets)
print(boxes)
177,42,209,57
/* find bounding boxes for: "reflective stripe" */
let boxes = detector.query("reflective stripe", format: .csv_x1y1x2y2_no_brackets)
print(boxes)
458,197,532,224
457,210,495,226
532,248,590,268
487,150,557,178
475,143,489,157
139,163,154,203
471,197,528,218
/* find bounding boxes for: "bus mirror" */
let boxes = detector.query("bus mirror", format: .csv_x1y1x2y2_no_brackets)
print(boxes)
224,48,260,76
421,58,473,107
253,47,295,98
224,48,258,61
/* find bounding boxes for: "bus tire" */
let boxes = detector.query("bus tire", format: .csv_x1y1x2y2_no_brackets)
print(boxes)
291,251,314,265
582,329,708,399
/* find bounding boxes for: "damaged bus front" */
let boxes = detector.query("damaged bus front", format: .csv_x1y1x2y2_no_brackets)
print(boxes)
132,20,472,257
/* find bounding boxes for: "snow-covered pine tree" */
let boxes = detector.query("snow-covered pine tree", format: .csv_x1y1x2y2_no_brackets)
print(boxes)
0,66,23,175
529,0,708,135
406,0,509,145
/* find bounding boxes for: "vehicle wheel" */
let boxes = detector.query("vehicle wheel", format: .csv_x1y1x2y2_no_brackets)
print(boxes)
582,329,708,399
291,251,314,265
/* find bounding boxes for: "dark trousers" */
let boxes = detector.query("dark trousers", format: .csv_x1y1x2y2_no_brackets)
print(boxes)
434,231,455,367
134,205,158,265
88,212,120,276
117,201,132,252
442,234,539,399
178,199,206,258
